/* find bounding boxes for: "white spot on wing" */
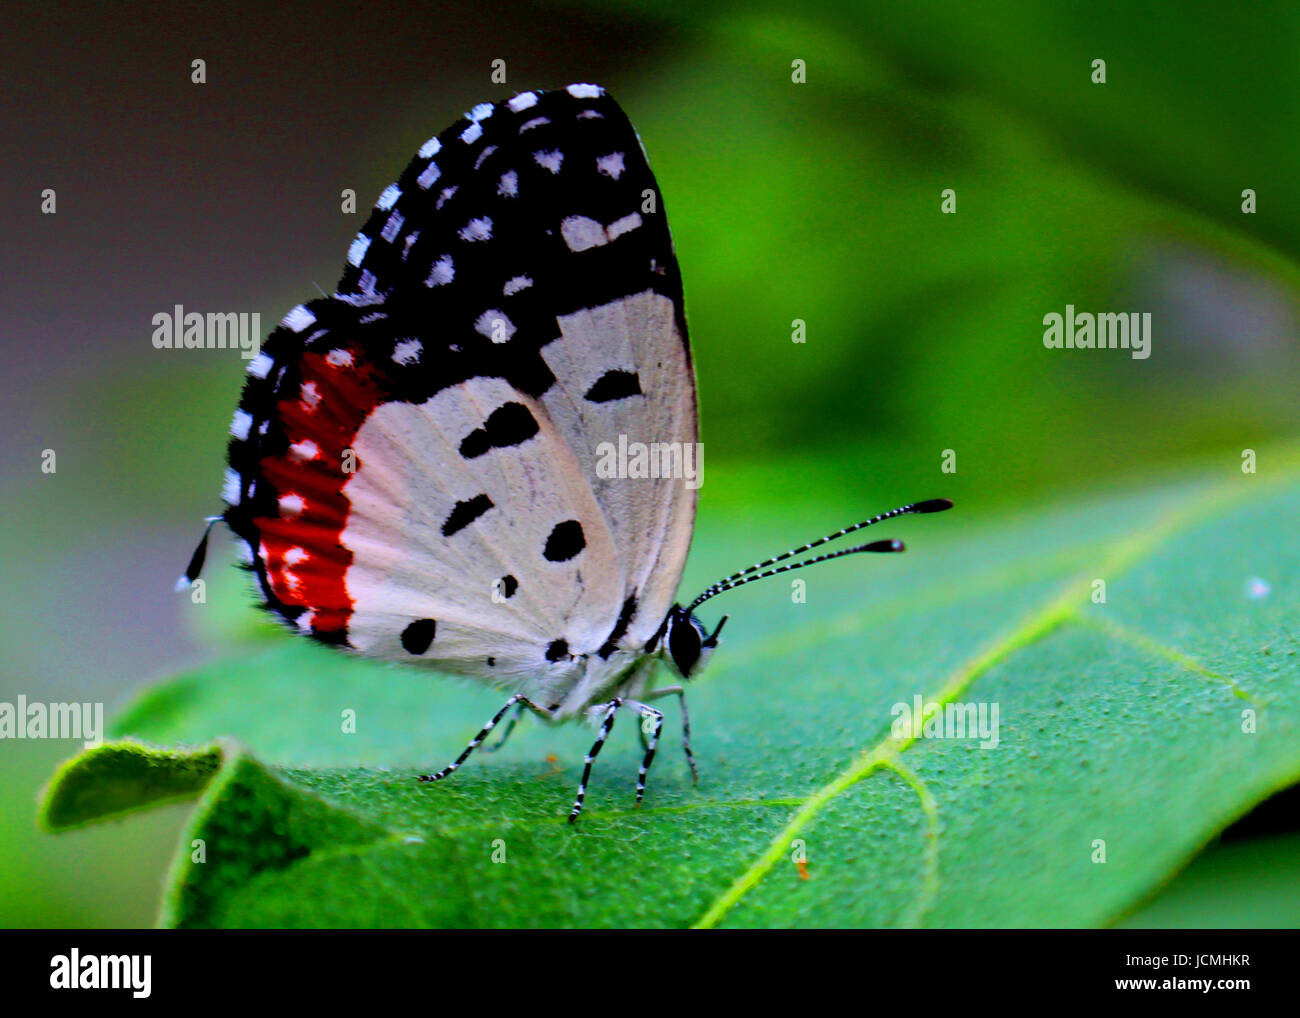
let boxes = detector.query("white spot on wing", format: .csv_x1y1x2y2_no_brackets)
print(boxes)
507,91,538,112
460,122,483,144
417,162,441,189
426,254,454,286
325,349,353,367
458,217,493,242
567,83,604,98
533,149,563,174
418,136,442,159
607,212,642,241
279,493,305,517
520,116,550,132
597,152,625,179
222,468,242,505
247,353,274,378
474,144,497,170
497,170,518,197
283,305,316,332
561,215,608,252
347,234,371,267
230,409,252,441
336,270,387,307
436,186,456,209
503,275,533,295
393,339,422,365
300,381,322,411
284,546,310,567
376,184,401,211
288,439,320,462
475,310,516,343
380,210,404,243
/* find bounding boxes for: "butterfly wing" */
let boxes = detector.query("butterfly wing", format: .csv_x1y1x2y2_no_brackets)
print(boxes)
221,85,697,704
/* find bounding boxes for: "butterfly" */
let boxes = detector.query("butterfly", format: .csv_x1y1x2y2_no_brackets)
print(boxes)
179,83,953,822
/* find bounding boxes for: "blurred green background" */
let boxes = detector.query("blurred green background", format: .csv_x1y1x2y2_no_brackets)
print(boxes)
2,0,1298,926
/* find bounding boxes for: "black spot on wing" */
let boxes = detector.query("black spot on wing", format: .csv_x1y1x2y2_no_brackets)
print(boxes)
545,639,571,662
598,595,638,659
498,574,518,598
459,432,490,459
401,618,437,654
585,369,642,403
543,520,585,562
459,401,540,458
443,493,494,536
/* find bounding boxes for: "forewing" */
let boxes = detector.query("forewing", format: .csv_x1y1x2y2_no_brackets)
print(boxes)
221,85,696,691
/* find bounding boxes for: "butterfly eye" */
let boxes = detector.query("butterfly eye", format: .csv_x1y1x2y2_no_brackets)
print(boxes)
668,613,707,678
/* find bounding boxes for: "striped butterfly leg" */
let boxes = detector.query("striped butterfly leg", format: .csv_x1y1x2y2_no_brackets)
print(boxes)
482,701,526,754
419,695,554,783
627,701,664,807
569,698,623,823
643,684,699,785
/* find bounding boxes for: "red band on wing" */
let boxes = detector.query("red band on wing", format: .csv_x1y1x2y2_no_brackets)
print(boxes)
255,347,391,640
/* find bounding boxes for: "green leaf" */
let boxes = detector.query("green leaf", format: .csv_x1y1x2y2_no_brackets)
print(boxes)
1118,831,1300,928
40,742,224,832
41,454,1300,927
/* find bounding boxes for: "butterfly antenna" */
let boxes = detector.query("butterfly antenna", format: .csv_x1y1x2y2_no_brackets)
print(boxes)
174,515,223,592
685,498,953,612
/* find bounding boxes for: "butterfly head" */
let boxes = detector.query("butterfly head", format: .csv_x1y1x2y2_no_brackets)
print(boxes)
659,605,728,680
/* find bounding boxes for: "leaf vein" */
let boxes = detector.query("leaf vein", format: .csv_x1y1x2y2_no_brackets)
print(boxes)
882,758,940,928
1069,612,1265,706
